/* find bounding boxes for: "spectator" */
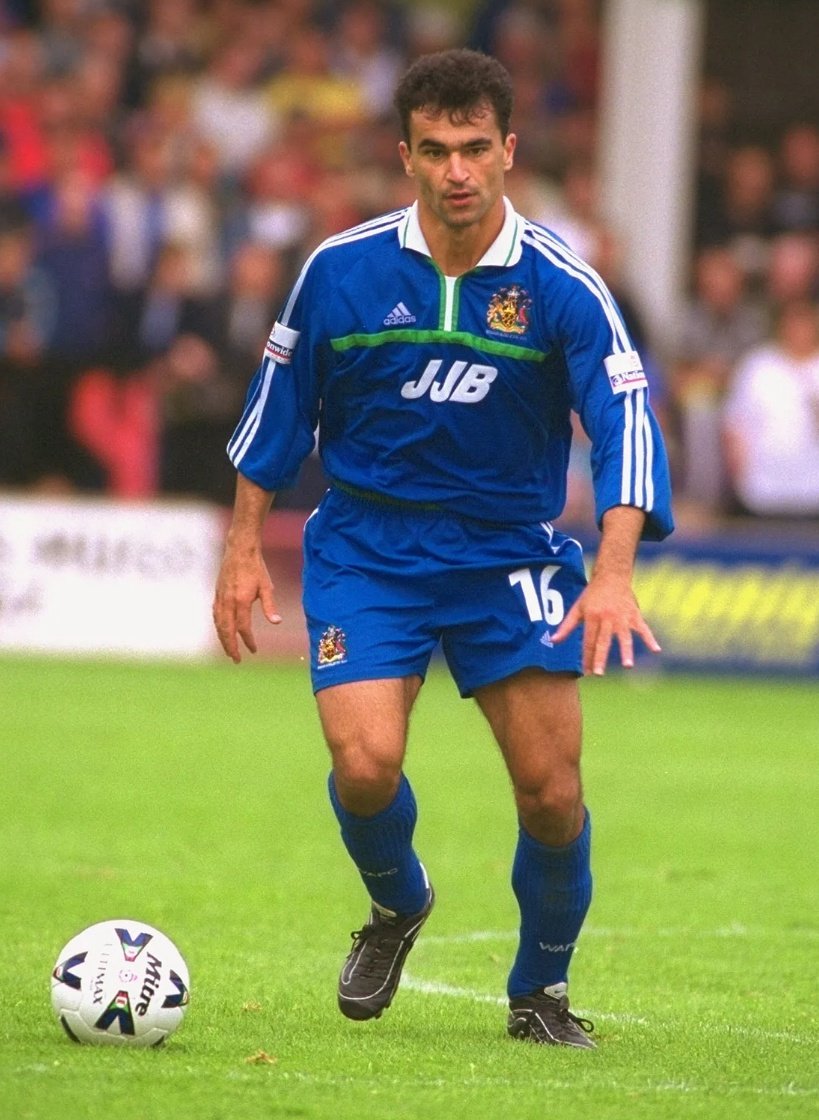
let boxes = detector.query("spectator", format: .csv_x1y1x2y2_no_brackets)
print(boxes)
0,206,105,491
0,29,51,199
129,0,205,109
155,331,224,500
35,168,111,364
33,72,114,190
266,23,364,170
228,141,314,264
120,239,287,506
102,119,221,341
37,0,87,78
217,239,287,366
72,46,132,170
138,82,225,297
190,36,277,184
676,246,768,380
0,219,51,485
696,145,777,286
723,298,819,517
490,4,575,173
333,1,404,118
0,133,31,231
535,155,602,264
404,5,463,59
764,231,819,309
556,0,600,111
772,122,819,235
693,77,735,247
102,125,177,301
468,0,536,57
0,222,50,361
671,246,767,509
127,241,215,364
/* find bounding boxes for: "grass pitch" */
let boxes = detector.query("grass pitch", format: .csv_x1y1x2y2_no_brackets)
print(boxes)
1,657,816,1119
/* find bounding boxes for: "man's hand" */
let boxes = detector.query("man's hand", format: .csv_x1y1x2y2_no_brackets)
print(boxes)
552,505,661,676
552,571,660,676
212,474,279,663
213,543,281,663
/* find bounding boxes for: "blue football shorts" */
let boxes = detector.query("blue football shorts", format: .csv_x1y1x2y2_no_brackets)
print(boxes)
302,487,587,697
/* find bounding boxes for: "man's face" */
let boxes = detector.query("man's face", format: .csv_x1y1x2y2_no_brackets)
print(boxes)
399,104,515,232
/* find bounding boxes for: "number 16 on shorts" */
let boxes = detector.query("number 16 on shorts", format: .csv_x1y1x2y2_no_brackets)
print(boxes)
508,565,565,624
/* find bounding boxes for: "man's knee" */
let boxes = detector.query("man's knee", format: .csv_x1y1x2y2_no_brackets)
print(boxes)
317,680,412,815
334,748,400,800
326,728,404,814
513,771,584,845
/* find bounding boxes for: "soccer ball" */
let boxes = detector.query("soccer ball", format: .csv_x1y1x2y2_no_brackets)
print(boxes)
51,919,190,1047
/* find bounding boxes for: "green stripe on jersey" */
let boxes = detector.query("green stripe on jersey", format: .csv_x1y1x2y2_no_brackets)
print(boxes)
330,329,548,362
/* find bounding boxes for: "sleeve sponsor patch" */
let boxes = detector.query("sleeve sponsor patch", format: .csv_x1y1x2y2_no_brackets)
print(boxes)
264,321,300,364
604,350,648,394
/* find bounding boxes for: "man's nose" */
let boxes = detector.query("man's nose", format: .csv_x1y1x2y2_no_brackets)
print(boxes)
446,153,468,182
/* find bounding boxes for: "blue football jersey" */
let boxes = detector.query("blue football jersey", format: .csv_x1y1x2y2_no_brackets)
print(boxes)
228,199,673,539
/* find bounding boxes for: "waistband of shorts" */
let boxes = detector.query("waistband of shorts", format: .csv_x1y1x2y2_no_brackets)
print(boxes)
329,479,517,529
331,479,450,514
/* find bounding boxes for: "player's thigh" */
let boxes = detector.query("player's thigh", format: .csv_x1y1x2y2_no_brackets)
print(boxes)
317,675,423,761
474,668,583,810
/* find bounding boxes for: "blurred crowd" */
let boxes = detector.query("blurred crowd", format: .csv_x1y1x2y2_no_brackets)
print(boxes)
0,0,817,520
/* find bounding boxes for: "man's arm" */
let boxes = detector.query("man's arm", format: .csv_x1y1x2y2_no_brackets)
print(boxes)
552,505,661,676
213,473,280,663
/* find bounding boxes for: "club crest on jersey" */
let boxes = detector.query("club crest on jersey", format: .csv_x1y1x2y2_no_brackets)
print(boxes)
486,284,531,335
317,625,348,668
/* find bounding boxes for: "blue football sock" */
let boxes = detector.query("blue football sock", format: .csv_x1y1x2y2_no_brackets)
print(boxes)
328,772,428,916
507,809,592,998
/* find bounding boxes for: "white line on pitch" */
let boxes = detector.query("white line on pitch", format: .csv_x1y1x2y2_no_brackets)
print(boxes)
402,974,813,1044
271,1070,817,1099
401,973,649,1025
417,924,819,947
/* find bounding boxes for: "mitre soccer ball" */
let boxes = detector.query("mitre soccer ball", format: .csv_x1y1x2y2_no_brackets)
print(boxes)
51,919,190,1047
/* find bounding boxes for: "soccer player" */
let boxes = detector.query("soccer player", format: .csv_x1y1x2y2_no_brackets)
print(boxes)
213,48,673,1049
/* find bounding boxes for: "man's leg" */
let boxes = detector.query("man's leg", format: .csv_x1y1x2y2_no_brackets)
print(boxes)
317,677,434,1020
474,668,595,1048
318,676,428,914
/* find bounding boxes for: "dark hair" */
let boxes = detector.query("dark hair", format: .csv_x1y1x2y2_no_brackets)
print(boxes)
394,48,514,143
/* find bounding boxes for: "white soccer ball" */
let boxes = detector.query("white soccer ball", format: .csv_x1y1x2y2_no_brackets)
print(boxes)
51,919,190,1047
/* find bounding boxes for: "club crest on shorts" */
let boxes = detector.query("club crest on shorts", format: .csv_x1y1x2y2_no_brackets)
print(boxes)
317,625,348,667
486,284,531,335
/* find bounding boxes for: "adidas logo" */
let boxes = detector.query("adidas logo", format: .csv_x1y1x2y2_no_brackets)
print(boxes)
383,301,417,326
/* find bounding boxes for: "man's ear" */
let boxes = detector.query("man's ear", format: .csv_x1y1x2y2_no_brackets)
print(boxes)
398,140,414,178
504,132,517,173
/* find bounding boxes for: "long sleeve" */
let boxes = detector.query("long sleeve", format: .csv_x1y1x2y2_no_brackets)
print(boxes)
227,252,327,491
556,271,674,541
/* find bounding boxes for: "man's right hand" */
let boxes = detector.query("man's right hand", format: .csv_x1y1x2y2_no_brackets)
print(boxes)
212,543,281,663
212,474,280,663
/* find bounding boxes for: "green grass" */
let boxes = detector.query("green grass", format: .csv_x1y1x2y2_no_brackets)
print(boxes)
1,657,816,1119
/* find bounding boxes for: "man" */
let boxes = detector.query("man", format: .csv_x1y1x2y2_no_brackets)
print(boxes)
213,48,673,1049
723,297,819,517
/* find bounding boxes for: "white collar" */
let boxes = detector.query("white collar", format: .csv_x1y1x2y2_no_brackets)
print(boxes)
398,196,523,269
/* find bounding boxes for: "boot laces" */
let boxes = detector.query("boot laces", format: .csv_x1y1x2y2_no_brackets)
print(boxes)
556,1000,594,1035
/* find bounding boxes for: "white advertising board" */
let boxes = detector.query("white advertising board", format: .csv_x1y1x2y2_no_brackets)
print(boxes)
0,496,222,657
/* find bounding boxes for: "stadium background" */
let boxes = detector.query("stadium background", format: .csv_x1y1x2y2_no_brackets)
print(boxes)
0,0,817,668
